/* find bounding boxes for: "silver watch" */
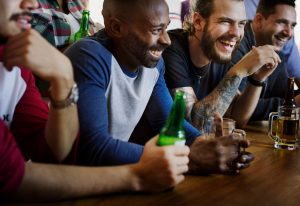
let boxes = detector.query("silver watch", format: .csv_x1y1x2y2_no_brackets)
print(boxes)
49,83,79,109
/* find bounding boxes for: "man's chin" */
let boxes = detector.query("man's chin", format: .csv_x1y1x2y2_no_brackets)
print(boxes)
212,53,232,64
143,60,159,68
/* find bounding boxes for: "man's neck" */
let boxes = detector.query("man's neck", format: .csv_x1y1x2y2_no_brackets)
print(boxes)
188,34,210,68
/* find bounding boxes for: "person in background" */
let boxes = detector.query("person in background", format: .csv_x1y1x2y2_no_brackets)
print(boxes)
162,0,280,128
244,0,300,79
31,0,103,96
65,0,253,175
233,0,298,120
31,0,101,49
0,0,191,201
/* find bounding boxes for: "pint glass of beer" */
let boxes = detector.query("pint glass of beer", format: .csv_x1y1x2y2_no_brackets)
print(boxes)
268,106,300,150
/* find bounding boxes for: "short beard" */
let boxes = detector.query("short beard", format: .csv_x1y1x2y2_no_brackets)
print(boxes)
200,24,240,64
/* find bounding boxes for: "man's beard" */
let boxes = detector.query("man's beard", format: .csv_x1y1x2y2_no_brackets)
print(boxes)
124,32,168,68
200,24,241,64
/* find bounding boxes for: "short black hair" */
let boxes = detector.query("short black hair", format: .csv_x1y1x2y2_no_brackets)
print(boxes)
256,0,296,18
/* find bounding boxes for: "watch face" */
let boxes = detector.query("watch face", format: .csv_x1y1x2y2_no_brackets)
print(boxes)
71,84,79,103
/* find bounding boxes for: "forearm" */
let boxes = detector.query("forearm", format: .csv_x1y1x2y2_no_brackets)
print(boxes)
191,73,242,124
46,59,79,162
11,162,136,202
231,84,262,128
46,105,79,162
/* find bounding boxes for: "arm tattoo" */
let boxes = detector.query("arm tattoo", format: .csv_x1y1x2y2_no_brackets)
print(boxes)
191,74,242,129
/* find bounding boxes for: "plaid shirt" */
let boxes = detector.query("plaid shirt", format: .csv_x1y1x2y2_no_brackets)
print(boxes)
32,0,96,48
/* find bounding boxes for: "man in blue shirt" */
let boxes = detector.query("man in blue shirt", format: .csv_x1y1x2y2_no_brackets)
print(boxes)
235,0,299,120
244,0,300,78
65,0,253,175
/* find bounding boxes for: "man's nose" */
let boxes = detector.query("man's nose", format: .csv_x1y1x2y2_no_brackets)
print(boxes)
20,0,39,10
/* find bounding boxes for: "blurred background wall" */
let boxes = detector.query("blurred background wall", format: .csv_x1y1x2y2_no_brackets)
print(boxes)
89,0,300,52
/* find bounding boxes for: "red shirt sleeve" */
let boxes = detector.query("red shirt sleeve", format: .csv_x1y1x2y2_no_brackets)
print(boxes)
0,120,25,194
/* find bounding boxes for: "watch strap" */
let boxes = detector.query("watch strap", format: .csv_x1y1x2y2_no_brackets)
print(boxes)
248,76,266,87
49,84,78,109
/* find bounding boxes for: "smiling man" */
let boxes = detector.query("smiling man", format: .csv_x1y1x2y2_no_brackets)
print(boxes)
163,0,281,128
233,0,298,120
65,0,254,175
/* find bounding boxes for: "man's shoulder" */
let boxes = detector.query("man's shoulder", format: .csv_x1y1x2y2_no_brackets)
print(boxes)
167,29,188,45
66,32,113,62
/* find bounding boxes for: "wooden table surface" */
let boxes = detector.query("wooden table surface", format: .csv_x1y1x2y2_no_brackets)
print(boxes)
8,122,300,206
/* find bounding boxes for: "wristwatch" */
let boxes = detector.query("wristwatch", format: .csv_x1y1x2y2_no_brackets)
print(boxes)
247,76,266,87
49,83,79,109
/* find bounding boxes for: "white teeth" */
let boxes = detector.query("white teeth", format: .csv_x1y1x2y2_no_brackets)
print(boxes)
150,50,162,57
220,40,235,47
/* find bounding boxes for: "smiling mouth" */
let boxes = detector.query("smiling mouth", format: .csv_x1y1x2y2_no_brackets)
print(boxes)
274,35,289,44
10,11,33,30
219,40,236,48
149,49,163,59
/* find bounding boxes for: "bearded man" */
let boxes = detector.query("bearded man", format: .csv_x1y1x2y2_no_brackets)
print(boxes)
163,0,281,128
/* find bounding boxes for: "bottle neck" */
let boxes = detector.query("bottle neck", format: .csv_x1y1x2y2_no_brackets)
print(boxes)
79,10,90,33
164,92,186,132
284,77,296,108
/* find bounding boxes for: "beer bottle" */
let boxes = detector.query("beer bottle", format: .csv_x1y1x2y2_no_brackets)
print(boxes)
282,77,296,108
70,10,91,43
157,91,186,146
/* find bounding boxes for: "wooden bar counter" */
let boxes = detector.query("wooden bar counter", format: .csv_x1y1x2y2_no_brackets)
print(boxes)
8,122,300,206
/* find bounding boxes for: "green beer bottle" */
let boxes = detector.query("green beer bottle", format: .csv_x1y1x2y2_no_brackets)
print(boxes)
70,10,90,43
157,91,186,146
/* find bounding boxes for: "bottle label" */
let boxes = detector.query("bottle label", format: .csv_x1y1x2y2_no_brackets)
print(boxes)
175,140,186,146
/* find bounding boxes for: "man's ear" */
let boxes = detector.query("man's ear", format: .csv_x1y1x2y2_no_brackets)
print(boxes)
254,13,265,29
192,12,206,32
107,17,128,38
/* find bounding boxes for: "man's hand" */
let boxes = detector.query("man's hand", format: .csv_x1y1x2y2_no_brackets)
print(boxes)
230,45,281,80
3,29,74,101
188,134,254,175
130,136,190,192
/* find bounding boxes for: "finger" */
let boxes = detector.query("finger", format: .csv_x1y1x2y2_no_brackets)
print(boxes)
239,139,251,148
175,164,189,175
214,112,223,137
3,43,29,59
175,156,189,166
238,152,255,163
3,56,26,70
5,33,30,54
173,145,190,156
224,162,240,175
236,162,250,170
150,135,160,146
175,174,185,184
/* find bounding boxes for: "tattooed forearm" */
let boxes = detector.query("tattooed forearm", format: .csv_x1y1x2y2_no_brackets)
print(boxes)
191,74,242,128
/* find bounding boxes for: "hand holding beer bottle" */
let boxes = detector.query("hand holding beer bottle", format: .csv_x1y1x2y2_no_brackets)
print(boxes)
157,90,186,146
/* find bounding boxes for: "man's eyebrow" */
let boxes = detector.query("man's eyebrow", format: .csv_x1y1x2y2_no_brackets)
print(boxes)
217,17,247,23
150,20,171,28
276,18,297,26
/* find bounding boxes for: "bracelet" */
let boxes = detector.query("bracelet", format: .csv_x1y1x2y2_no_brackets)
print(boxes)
247,76,266,87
